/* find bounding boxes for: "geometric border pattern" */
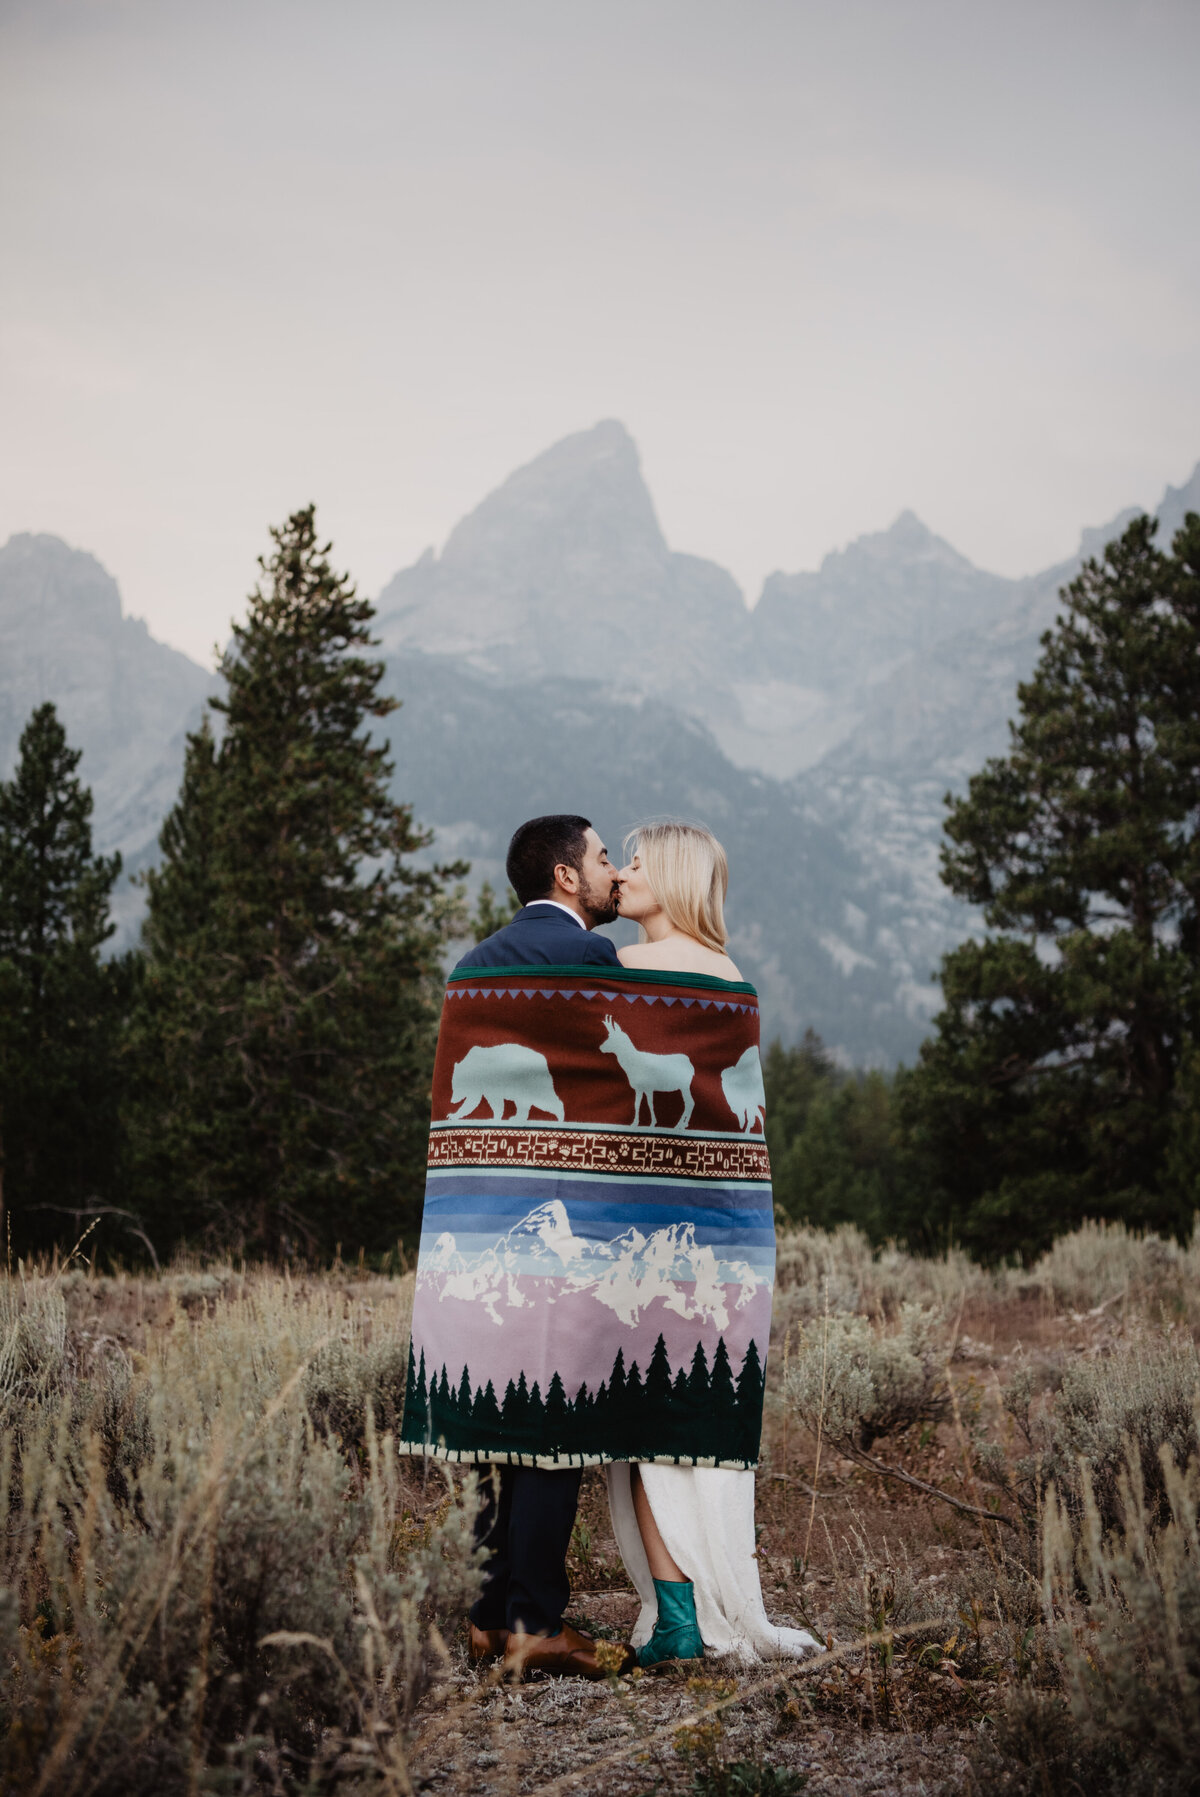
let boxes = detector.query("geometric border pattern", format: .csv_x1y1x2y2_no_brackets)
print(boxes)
427,1124,771,1181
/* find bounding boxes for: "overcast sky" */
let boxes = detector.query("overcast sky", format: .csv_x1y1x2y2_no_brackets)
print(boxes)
3,0,1198,665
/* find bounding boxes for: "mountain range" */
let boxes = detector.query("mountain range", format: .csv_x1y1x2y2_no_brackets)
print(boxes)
419,1198,765,1332
3,426,1196,1062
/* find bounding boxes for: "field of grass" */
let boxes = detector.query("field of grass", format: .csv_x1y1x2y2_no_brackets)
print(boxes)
2,1219,1199,1796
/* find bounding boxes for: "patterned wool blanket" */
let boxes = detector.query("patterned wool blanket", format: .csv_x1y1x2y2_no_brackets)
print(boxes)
398,964,775,1470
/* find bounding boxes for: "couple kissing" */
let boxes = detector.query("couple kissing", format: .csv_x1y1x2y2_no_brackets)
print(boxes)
399,814,819,1680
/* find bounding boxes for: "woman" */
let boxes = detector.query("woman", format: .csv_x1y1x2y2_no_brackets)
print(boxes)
606,820,819,1666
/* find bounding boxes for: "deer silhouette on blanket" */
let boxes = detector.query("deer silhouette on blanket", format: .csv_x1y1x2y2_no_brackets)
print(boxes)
448,1043,565,1123
599,1016,695,1129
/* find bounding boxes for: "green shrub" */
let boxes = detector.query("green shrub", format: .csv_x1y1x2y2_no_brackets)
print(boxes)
1044,1437,1200,1794
785,1303,950,1453
967,1425,1200,1796
0,1269,477,1795
991,1333,1200,1532
0,1272,66,1433
1016,1217,1199,1315
692,1763,809,1796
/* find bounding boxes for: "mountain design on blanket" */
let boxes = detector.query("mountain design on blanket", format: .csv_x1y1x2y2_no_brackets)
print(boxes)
420,1199,765,1330
400,964,777,1469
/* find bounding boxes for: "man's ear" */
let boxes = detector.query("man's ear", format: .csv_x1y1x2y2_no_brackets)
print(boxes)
553,862,580,895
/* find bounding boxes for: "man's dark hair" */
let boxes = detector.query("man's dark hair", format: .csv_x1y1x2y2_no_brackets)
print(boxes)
506,815,592,906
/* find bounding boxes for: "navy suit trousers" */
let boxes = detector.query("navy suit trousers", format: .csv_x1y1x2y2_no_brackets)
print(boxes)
469,1465,584,1636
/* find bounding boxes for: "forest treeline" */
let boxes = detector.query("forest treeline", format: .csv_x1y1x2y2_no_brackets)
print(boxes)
1,505,1198,1264
403,1333,766,1466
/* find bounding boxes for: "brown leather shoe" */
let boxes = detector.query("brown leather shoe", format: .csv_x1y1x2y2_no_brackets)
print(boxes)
503,1622,636,1682
468,1622,510,1664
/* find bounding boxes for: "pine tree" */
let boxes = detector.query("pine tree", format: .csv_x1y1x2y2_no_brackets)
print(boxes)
645,1334,673,1414
687,1342,710,1404
472,1379,501,1430
545,1371,568,1445
127,507,466,1253
571,1380,593,1451
710,1338,735,1407
502,1371,532,1430
735,1340,764,1417
898,512,1200,1258
608,1348,628,1419
709,1337,737,1456
625,1359,644,1451
0,704,123,1252
404,1342,419,1421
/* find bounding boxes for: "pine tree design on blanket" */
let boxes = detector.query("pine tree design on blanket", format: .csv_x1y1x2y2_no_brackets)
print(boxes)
400,964,777,1470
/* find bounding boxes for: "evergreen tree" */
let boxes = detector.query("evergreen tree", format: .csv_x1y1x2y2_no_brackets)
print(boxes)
127,507,466,1253
687,1342,710,1404
898,513,1200,1258
735,1341,763,1417
644,1334,673,1413
0,704,123,1252
503,1371,532,1431
571,1380,593,1450
608,1348,627,1412
764,1032,898,1236
472,1379,501,1429
457,1366,473,1414
709,1338,736,1429
470,881,520,940
545,1370,568,1443
404,1342,419,1420
625,1359,644,1451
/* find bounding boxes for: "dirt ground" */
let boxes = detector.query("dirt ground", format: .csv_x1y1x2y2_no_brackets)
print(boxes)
396,1285,1095,1795
53,1257,1174,1796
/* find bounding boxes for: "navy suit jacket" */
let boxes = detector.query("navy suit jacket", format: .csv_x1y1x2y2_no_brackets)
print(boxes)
455,902,621,970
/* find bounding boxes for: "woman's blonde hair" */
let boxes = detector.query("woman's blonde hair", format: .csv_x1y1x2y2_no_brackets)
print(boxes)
623,820,729,953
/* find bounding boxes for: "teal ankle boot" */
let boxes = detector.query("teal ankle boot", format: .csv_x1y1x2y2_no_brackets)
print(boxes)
635,1577,704,1668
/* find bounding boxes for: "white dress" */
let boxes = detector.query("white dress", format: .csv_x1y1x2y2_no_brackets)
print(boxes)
606,1463,821,1662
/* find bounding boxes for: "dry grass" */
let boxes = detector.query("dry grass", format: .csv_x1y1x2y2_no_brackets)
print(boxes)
2,1218,1197,1795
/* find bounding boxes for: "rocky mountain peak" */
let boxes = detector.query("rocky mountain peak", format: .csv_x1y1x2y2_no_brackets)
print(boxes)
1155,461,1200,548
439,418,667,578
0,532,124,631
0,532,212,873
823,509,978,576
1077,507,1142,561
376,421,748,699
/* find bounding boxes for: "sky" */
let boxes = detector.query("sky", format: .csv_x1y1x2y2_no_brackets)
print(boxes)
2,0,1199,666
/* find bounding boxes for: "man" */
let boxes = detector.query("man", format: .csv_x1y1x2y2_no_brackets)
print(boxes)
462,814,622,971
457,815,633,1679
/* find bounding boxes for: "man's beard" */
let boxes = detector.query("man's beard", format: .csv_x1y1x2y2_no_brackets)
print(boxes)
579,873,621,928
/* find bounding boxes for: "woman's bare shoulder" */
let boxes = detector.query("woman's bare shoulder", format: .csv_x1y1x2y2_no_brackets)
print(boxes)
616,944,658,968
618,940,744,980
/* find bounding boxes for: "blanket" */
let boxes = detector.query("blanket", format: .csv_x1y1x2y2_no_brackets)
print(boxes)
398,964,775,1470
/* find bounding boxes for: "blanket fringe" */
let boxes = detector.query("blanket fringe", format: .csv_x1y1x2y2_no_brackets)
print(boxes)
395,1440,757,1472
